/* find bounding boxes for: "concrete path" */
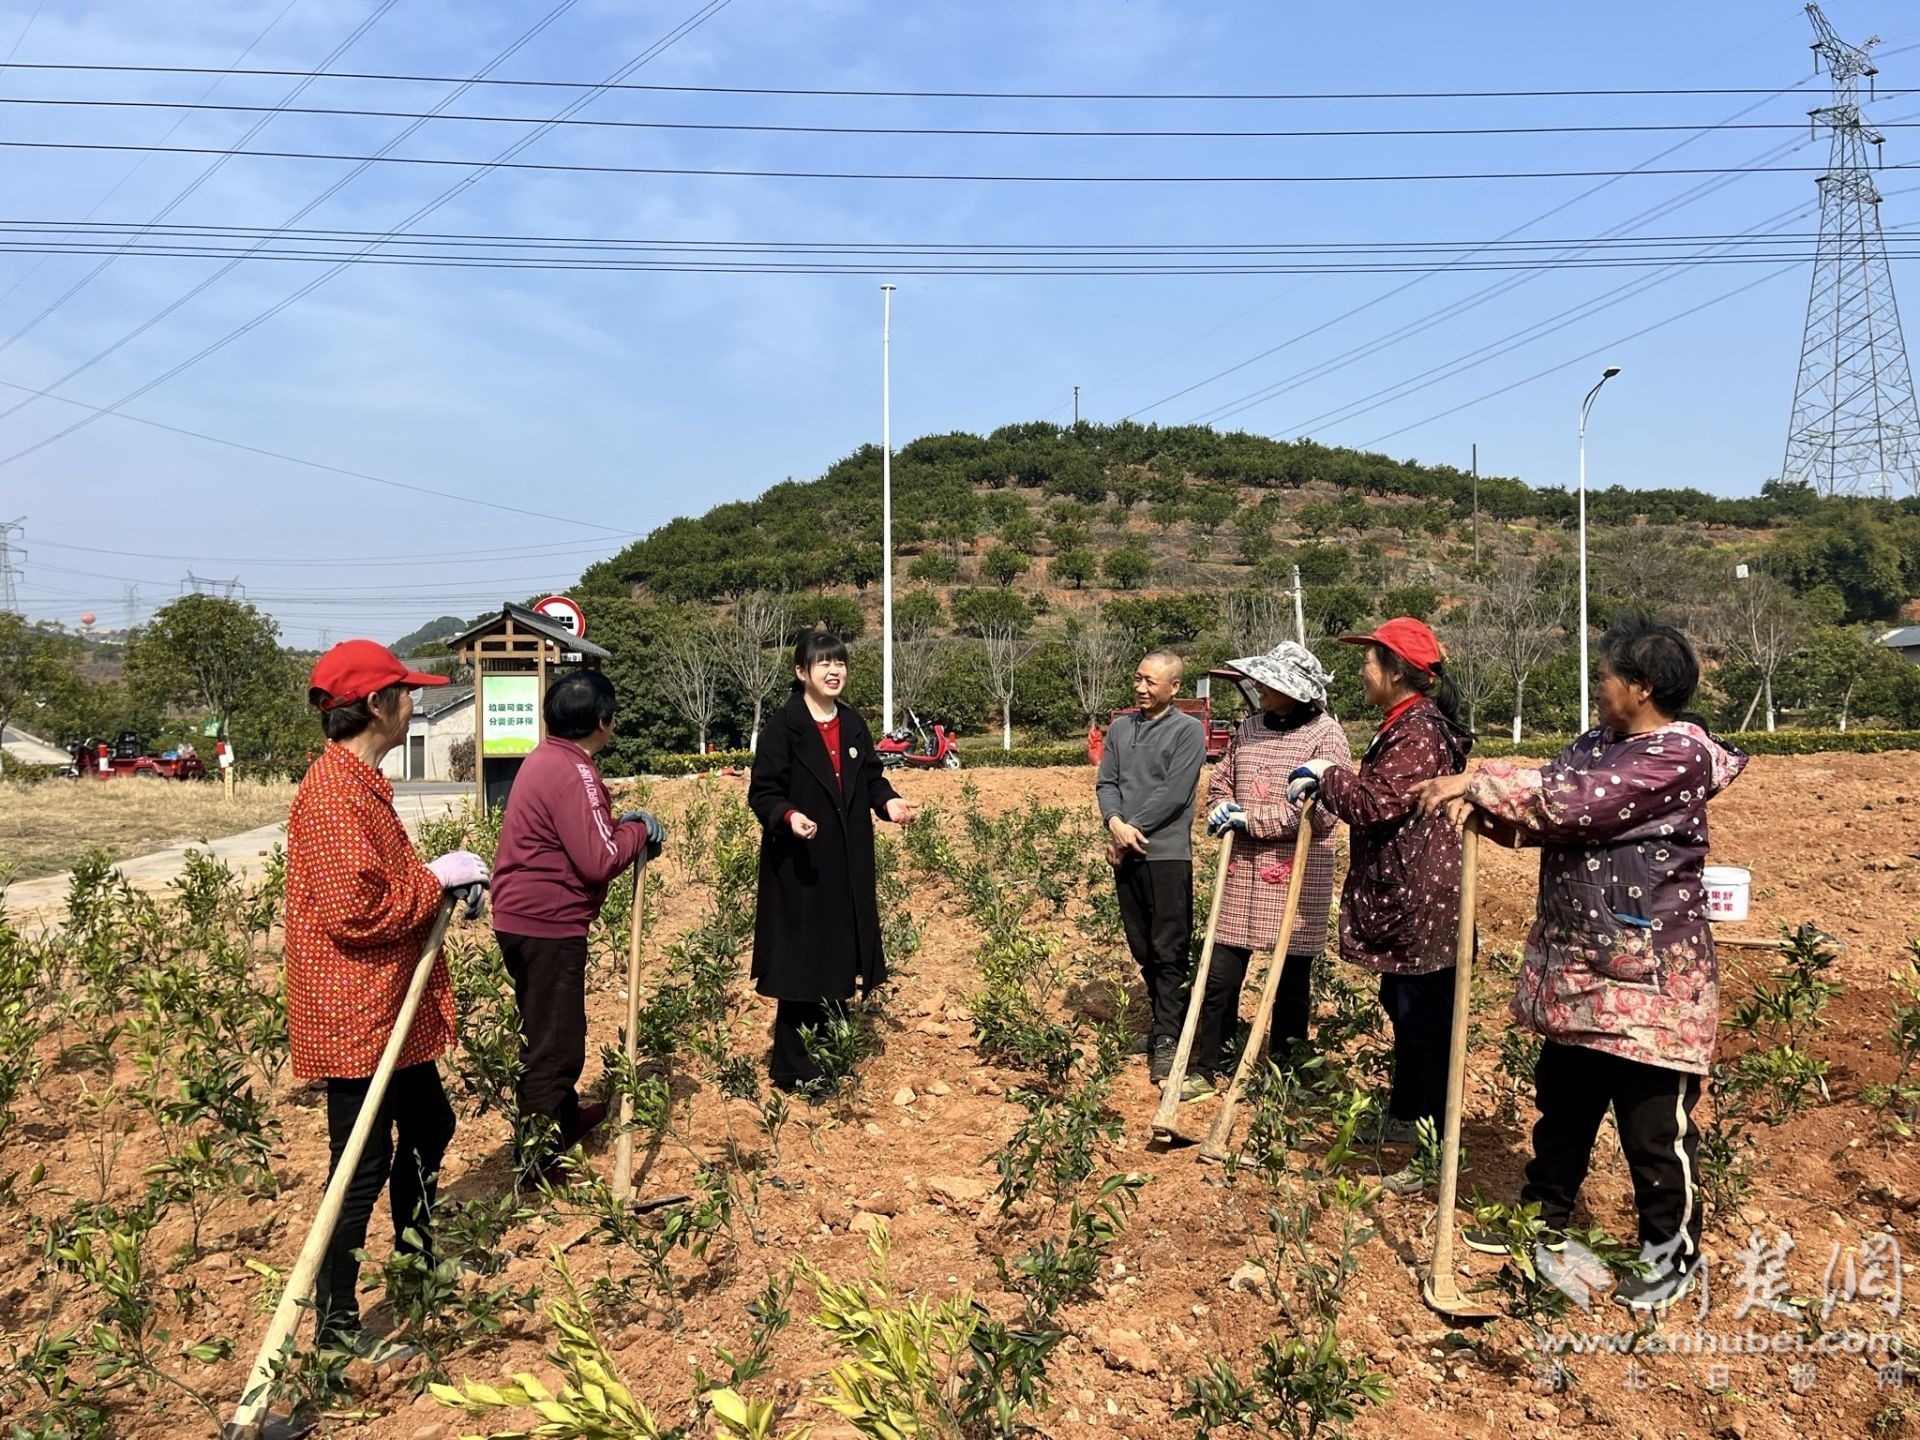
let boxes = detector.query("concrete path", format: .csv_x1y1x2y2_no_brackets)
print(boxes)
5,788,469,933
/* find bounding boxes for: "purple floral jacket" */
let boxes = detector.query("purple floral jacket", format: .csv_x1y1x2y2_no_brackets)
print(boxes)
1467,721,1748,1075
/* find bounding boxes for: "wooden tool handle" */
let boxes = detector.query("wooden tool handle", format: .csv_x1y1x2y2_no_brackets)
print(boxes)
1152,830,1235,1137
1200,803,1318,1163
1428,820,1479,1299
612,858,649,1202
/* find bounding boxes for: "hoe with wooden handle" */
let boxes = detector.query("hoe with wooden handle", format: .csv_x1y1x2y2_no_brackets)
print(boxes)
1151,830,1235,1144
1199,803,1317,1164
612,858,650,1202
225,894,457,1440
1423,819,1499,1320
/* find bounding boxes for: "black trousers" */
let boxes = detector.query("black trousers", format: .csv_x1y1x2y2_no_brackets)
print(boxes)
1379,968,1456,1125
771,998,850,1091
315,1062,456,1342
1191,943,1316,1077
1115,857,1194,1046
1522,1040,1704,1263
498,931,589,1149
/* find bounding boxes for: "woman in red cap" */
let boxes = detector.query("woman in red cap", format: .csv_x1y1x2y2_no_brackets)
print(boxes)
285,640,490,1356
1287,617,1473,1193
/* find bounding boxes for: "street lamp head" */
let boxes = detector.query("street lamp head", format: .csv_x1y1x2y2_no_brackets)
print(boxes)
1601,365,1621,378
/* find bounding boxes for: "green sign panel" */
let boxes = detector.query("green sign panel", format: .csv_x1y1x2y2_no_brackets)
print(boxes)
482,675,540,756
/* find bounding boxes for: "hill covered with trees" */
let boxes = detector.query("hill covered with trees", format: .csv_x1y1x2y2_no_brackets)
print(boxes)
565,420,1920,769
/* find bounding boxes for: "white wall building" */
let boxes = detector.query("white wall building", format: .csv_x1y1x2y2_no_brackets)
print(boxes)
380,684,474,782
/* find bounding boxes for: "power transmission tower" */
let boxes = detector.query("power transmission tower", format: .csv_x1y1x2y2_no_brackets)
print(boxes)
0,518,22,612
1781,4,1920,499
122,583,140,633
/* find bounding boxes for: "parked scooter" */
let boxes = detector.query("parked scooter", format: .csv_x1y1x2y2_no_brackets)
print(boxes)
876,710,961,770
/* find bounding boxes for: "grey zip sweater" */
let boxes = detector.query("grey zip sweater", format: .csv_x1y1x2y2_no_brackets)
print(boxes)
1095,706,1207,863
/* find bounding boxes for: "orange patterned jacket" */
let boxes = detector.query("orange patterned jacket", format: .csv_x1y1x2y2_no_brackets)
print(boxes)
284,742,453,1080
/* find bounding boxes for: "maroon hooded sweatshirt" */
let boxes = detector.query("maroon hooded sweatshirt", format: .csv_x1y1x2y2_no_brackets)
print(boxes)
491,734,644,938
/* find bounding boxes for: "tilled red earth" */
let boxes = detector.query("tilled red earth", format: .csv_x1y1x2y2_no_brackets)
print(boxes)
6,754,1918,1440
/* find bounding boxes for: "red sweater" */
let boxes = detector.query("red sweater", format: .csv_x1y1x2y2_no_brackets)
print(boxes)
491,734,644,938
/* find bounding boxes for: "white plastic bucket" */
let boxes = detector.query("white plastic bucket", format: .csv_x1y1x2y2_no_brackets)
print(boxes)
1703,865,1751,922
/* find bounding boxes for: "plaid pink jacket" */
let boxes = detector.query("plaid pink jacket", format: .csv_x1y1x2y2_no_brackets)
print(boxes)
1205,710,1351,955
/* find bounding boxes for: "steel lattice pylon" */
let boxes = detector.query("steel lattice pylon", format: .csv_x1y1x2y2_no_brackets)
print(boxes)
1781,4,1920,499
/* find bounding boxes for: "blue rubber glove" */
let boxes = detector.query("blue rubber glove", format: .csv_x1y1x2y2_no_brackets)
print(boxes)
1286,759,1333,805
1205,800,1247,836
618,809,668,860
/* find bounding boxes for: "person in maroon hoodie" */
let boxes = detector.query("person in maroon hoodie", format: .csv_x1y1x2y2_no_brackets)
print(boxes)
491,669,665,1183
1287,617,1473,1194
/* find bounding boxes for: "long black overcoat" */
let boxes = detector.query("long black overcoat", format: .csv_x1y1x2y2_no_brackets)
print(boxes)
747,690,901,1001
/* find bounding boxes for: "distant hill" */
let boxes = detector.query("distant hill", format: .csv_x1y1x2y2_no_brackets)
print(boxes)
392,613,485,656
559,421,1920,756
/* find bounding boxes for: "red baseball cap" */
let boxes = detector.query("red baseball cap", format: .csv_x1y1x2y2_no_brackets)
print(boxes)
1338,617,1444,675
308,639,451,711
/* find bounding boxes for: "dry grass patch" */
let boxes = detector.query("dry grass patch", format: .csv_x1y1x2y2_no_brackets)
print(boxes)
0,777,298,880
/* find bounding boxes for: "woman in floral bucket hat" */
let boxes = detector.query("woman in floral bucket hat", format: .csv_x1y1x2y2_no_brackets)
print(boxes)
1186,642,1352,1099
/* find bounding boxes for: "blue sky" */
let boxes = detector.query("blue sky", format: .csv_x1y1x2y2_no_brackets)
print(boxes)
4,0,1917,646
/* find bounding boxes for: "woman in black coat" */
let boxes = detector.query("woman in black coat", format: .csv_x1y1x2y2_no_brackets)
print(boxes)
747,631,918,1091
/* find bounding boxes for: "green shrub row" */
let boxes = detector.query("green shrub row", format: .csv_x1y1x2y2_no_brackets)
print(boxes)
1466,728,1920,759
640,742,1096,776
637,727,1917,778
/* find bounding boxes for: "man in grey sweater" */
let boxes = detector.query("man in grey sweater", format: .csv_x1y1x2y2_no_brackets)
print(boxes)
1096,649,1207,1083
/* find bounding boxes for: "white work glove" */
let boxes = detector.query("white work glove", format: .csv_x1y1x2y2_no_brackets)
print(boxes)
1205,800,1248,836
427,850,489,920
1286,759,1333,805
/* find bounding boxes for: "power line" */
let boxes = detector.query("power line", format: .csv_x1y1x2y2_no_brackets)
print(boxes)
0,0,300,316
5,237,1915,275
0,0,736,473
3,136,1894,185
1353,261,1804,449
4,94,1911,139
0,0,398,363
0,0,566,426
8,217,1905,252
29,535,627,567
7,61,1918,103
1124,97,1816,422
0,373,640,535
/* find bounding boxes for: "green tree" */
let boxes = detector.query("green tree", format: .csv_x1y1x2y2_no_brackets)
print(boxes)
0,614,81,764
998,510,1042,554
1051,547,1098,589
1293,543,1352,587
1294,500,1339,538
1381,584,1439,622
1233,509,1276,565
1186,487,1237,538
1102,545,1156,591
949,587,1033,635
981,544,1032,587
908,550,959,583
125,594,285,751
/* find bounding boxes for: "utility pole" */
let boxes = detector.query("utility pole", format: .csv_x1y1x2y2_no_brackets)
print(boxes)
1468,446,1479,730
1073,385,1080,426
0,518,23,613
1783,4,1920,497
1290,564,1306,644
881,284,897,734
1470,443,1479,568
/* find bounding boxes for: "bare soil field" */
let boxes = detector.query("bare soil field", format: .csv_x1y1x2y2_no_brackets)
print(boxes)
2,754,1916,1440
0,776,298,880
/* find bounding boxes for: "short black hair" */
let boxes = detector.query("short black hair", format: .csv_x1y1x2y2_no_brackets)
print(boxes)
313,681,409,742
544,669,617,740
793,630,849,670
1598,614,1699,718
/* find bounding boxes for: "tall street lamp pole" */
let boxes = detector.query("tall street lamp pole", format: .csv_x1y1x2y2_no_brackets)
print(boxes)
1577,365,1621,731
882,284,897,734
